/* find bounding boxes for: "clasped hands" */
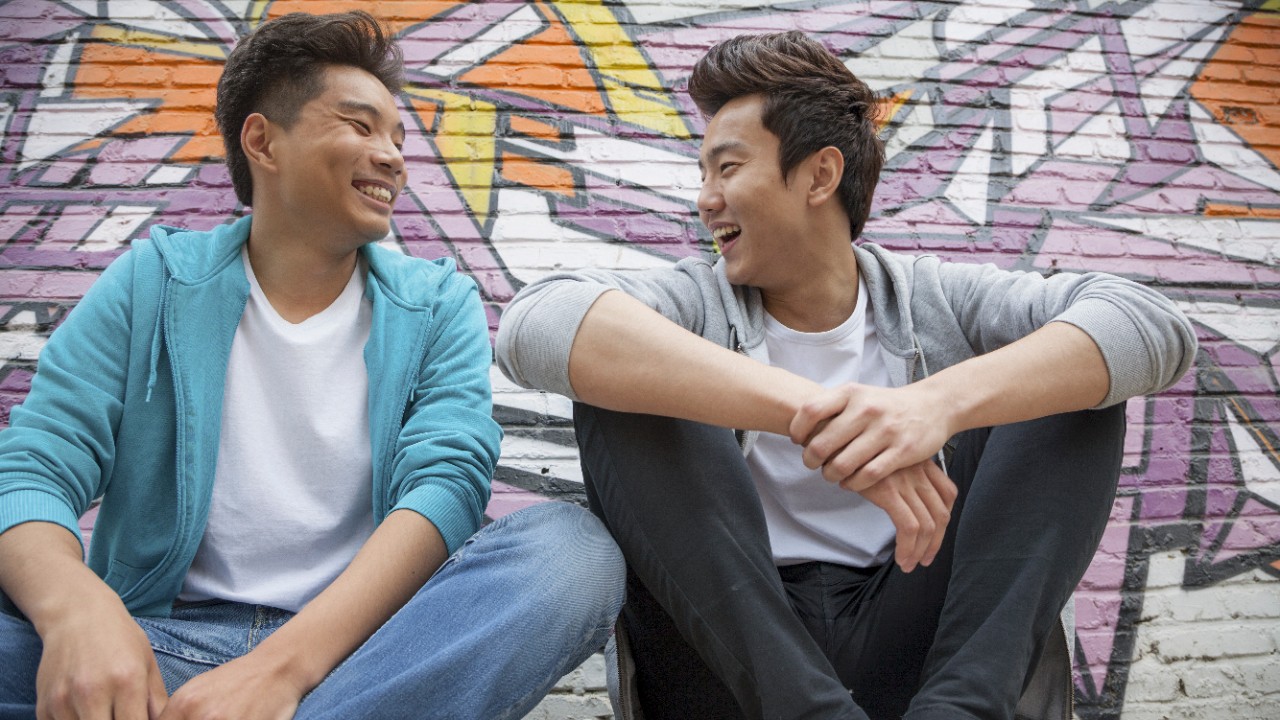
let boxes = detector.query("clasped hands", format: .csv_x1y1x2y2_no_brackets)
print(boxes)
789,382,958,573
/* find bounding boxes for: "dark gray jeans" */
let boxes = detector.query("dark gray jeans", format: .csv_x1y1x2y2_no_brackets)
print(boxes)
574,404,1125,720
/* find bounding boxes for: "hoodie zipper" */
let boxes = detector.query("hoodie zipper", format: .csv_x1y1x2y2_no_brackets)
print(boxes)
733,337,748,449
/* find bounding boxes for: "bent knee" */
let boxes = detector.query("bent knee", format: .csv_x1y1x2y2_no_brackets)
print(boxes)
499,502,625,616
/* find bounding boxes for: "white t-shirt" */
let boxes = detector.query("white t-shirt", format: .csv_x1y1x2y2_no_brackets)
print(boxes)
746,280,897,568
179,248,375,612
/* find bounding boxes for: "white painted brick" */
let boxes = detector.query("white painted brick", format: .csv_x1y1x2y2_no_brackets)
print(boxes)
1146,623,1275,662
1121,661,1183,702
551,653,608,693
521,692,613,720
1180,656,1280,699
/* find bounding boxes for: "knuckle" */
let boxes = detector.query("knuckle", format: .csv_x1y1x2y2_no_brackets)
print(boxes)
828,457,854,478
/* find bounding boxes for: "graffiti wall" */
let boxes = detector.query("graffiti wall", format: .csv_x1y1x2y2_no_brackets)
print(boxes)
1,0,1277,717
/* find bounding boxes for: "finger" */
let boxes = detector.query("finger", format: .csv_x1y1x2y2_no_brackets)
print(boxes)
925,460,959,511
839,441,915,493
802,410,873,471
112,678,152,720
146,660,169,720
825,434,889,486
898,481,936,573
875,491,921,573
789,387,853,446
916,466,953,567
67,680,114,720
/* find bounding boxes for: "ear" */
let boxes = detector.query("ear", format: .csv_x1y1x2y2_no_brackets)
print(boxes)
806,146,844,208
240,113,278,174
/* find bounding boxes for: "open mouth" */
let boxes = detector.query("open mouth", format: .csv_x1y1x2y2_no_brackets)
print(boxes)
712,224,741,252
353,181,393,205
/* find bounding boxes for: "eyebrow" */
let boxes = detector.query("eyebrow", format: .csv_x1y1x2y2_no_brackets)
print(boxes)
698,140,748,171
336,99,406,139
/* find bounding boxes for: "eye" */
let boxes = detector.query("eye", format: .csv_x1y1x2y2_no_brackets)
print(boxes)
349,119,371,134
719,161,739,174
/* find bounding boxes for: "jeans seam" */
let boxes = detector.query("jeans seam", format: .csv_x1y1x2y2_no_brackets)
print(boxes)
149,642,222,667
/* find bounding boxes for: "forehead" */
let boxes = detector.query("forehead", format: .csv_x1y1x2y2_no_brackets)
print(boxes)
700,95,775,161
307,64,400,117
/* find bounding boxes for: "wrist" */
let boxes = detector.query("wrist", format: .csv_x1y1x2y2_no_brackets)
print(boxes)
26,563,125,638
915,373,965,438
762,367,824,436
250,633,328,695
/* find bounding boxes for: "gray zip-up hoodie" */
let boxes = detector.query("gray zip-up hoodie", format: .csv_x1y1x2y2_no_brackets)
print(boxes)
495,241,1197,719
497,242,1195,427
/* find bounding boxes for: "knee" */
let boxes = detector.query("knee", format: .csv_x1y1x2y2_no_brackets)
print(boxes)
499,502,626,623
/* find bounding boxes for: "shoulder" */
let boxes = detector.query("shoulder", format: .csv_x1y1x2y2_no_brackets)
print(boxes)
363,244,477,309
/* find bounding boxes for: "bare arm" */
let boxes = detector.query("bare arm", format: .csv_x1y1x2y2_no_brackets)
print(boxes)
568,290,820,431
0,521,168,720
159,509,446,720
794,320,1110,485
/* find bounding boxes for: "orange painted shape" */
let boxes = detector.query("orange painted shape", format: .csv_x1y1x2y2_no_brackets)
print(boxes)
264,1,465,33
877,90,914,131
1191,12,1280,168
407,96,441,134
459,8,606,116
72,43,222,162
508,114,562,140
501,152,576,197
1204,202,1280,218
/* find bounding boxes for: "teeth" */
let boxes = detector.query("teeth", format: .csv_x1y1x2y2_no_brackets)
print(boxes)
357,184,392,203
712,225,741,240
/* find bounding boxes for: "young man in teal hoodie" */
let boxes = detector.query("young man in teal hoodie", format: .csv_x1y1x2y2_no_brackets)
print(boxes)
0,12,623,720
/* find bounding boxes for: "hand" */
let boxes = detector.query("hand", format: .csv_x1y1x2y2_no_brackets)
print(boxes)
35,594,168,720
856,460,957,572
790,383,953,492
158,653,302,720
788,382,958,572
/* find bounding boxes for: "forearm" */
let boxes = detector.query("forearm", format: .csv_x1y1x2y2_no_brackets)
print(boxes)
924,321,1110,437
0,521,121,634
569,290,822,435
245,509,448,693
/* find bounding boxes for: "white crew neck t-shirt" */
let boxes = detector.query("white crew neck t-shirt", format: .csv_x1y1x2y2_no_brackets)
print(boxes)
179,248,375,612
746,280,897,568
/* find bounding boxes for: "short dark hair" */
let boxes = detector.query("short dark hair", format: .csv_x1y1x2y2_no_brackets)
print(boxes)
215,11,404,206
688,31,884,240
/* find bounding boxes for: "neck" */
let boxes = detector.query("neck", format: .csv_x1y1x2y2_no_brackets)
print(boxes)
761,224,859,333
246,211,361,324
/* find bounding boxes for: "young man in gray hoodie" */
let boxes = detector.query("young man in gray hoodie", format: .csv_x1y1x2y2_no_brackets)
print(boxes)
497,31,1196,720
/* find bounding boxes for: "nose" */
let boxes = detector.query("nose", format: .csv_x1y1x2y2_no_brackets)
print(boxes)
375,136,405,177
697,178,722,224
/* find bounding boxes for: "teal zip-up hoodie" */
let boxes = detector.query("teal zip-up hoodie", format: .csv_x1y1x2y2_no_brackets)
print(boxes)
0,216,502,617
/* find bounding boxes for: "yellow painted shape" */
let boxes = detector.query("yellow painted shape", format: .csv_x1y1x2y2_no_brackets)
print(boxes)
599,77,691,138
406,88,498,224
878,90,914,130
90,25,226,61
1262,0,1280,11
250,0,272,25
552,0,689,138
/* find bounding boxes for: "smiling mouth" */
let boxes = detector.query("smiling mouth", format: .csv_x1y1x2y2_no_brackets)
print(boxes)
354,182,393,204
712,224,741,250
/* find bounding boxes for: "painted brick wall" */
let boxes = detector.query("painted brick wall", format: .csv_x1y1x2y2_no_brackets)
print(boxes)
2,1,1278,718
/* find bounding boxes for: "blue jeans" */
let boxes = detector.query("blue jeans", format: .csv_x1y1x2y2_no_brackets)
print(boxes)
0,502,625,720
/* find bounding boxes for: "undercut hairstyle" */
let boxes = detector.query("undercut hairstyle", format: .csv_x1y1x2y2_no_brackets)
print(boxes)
215,11,404,206
689,31,885,240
